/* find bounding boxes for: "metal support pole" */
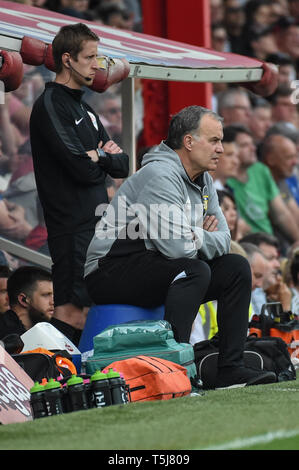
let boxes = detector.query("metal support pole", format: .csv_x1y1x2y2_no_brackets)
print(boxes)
121,76,136,175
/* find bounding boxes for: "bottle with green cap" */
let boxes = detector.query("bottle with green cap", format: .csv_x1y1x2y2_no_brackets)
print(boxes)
30,382,47,419
44,378,64,416
90,370,112,408
66,374,89,412
106,368,128,405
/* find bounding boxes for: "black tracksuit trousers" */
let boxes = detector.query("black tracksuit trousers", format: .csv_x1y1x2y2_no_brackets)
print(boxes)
85,252,252,369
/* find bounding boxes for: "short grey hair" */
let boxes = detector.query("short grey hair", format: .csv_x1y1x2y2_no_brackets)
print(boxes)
217,88,250,113
239,242,266,264
165,105,223,150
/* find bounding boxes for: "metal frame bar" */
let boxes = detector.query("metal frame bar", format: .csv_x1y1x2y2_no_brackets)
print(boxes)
0,236,51,269
121,76,136,175
129,64,263,83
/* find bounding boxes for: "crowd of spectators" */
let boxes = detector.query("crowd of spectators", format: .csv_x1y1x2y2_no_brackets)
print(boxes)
0,0,299,346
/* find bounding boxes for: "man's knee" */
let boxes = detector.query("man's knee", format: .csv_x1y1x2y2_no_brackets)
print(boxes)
172,258,212,288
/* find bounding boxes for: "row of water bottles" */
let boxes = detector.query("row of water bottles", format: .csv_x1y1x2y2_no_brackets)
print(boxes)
30,368,129,419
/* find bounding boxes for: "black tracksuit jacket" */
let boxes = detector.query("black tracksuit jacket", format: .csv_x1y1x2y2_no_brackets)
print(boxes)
30,82,129,239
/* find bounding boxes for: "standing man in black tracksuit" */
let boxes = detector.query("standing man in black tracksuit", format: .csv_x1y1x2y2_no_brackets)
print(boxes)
30,23,129,345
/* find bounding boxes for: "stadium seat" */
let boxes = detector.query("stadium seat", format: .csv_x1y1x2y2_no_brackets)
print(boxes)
78,304,165,353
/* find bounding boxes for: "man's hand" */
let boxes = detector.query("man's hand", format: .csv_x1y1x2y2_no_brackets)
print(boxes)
266,274,292,312
203,215,218,232
100,140,123,154
86,140,123,162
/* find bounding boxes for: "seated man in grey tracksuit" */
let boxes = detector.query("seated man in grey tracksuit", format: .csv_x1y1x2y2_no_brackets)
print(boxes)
84,105,276,389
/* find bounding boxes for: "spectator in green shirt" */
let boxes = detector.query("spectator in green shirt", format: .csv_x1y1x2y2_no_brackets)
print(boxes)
226,125,299,248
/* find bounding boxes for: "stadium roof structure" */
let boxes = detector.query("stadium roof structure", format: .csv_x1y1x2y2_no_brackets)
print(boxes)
0,0,264,84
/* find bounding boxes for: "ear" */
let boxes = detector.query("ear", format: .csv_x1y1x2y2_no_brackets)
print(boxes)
17,292,29,308
183,134,193,152
62,53,71,68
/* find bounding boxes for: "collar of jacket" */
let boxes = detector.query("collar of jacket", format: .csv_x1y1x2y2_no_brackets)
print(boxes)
45,81,84,102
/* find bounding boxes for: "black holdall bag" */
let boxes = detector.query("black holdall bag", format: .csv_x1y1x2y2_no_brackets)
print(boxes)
193,333,296,390
12,349,76,382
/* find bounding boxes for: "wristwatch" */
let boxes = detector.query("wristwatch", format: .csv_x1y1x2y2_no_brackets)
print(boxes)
97,148,106,158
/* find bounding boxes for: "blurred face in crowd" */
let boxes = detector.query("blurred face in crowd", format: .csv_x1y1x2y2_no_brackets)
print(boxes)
288,0,299,20
212,25,228,52
224,0,245,32
270,1,288,21
271,94,298,123
0,277,9,314
258,242,281,288
72,0,89,12
280,25,299,59
249,106,272,142
210,0,224,24
220,194,238,233
214,141,239,180
265,135,298,180
253,4,274,26
235,132,257,169
251,252,269,290
251,33,278,60
278,64,296,85
101,98,122,129
221,93,252,127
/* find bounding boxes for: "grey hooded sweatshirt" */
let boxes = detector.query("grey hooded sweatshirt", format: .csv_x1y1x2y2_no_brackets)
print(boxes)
84,142,231,277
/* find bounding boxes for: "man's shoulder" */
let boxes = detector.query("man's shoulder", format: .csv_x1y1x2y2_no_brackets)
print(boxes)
249,161,272,177
0,310,25,339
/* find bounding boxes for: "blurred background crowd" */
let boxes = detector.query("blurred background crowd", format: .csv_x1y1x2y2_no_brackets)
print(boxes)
0,0,298,323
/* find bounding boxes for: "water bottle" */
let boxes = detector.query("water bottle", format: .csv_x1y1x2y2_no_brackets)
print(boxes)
44,378,64,416
66,375,89,412
30,382,47,419
83,377,94,409
90,371,112,408
106,368,128,405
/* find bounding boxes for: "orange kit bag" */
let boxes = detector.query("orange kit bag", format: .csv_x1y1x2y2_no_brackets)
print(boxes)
106,355,192,402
